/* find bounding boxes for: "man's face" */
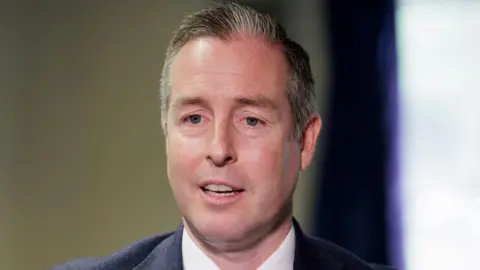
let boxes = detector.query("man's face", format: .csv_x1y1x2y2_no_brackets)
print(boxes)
165,36,317,243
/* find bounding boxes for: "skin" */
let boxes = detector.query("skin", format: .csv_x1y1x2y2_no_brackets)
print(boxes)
163,34,321,269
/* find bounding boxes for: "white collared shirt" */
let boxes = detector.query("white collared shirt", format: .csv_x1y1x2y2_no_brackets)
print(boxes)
182,225,296,270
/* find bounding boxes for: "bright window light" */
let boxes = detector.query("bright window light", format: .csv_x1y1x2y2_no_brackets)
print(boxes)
397,1,480,269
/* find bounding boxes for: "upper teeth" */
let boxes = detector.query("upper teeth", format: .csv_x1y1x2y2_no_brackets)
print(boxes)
204,184,234,192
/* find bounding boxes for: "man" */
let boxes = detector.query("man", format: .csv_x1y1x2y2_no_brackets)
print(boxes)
52,3,397,270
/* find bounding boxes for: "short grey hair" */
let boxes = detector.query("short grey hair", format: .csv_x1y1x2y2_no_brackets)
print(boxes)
160,2,317,139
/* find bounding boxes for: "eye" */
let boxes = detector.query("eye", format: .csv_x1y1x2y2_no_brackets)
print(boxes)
245,117,260,126
186,114,202,124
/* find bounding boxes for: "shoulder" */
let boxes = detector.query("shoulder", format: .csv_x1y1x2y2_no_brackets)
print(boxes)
49,231,175,270
299,233,397,270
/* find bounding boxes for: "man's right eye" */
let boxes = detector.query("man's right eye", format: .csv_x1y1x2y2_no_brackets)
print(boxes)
185,114,202,124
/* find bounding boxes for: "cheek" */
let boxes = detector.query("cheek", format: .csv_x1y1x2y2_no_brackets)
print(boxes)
241,140,300,191
166,136,203,184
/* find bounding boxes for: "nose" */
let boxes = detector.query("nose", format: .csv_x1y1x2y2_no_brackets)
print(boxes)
206,120,237,167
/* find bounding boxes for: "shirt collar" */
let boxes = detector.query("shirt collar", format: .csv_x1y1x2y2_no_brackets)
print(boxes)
258,224,295,270
182,228,219,269
182,224,295,270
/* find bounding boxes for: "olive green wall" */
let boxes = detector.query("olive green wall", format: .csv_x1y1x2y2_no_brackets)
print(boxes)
0,1,328,269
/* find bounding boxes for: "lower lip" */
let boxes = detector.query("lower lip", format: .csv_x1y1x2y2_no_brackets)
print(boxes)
200,189,245,206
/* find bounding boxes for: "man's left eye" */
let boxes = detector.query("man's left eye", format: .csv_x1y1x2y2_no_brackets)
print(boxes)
245,117,260,126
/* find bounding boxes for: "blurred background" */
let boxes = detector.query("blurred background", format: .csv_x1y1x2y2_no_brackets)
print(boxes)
1,0,478,269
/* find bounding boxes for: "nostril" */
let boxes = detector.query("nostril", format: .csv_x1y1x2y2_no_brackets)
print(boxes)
207,153,235,167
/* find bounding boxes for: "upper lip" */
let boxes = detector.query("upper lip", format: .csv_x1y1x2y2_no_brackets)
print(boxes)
198,179,244,191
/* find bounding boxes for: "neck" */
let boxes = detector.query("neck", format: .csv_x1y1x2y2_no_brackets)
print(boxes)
184,214,293,270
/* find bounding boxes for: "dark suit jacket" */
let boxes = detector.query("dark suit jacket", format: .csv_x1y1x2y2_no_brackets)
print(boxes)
51,219,397,270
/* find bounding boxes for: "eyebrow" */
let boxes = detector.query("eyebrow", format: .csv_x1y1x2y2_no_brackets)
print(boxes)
171,94,278,111
234,95,278,111
172,96,210,111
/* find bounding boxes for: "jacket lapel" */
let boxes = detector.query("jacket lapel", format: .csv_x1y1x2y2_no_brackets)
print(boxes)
134,219,359,270
134,223,184,270
293,218,346,270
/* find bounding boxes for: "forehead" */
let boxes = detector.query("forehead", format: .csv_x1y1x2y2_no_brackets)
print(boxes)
169,35,289,102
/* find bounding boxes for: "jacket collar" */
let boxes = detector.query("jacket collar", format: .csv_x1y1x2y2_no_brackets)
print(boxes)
134,218,354,270
133,223,184,270
292,218,346,270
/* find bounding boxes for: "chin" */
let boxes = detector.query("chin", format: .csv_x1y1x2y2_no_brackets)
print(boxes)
186,214,250,242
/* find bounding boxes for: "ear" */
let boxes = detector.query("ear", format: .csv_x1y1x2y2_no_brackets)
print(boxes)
300,113,322,170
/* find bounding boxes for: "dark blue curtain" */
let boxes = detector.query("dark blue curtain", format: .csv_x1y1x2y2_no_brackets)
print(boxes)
313,0,401,268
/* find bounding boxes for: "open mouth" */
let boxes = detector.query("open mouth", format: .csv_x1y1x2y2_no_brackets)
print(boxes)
201,184,244,197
